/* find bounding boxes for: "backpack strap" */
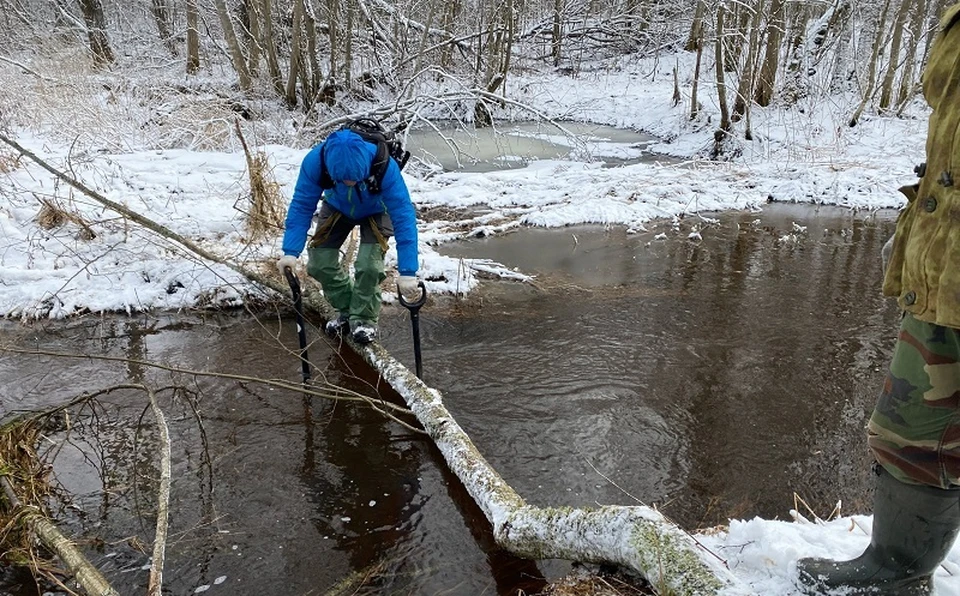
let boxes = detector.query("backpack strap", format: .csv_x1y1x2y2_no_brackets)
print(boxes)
317,143,334,190
364,141,391,194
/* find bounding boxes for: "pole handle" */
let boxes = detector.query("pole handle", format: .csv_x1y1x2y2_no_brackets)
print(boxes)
398,280,427,310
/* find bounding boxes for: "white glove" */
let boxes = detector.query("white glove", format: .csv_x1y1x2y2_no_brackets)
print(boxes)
277,255,299,276
881,233,895,275
397,275,421,300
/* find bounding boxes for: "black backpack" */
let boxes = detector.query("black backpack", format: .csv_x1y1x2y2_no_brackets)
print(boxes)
318,118,411,193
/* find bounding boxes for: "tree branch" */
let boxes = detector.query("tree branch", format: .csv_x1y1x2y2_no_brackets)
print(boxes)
0,475,120,596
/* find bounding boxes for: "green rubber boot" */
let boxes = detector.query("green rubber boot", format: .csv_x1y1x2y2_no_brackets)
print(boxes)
796,467,960,595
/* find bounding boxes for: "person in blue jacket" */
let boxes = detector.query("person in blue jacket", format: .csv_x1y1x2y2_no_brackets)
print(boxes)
277,129,420,344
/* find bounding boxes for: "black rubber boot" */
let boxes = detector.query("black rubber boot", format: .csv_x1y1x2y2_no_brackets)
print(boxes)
796,466,960,595
324,312,349,337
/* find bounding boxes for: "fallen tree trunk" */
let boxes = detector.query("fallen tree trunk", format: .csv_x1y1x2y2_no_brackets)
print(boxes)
1,476,120,596
0,134,755,596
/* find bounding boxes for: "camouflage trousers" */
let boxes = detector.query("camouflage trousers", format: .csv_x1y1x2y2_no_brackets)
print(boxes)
868,312,960,489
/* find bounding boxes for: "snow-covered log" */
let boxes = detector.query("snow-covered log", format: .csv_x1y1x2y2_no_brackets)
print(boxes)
1,476,120,596
1,135,756,595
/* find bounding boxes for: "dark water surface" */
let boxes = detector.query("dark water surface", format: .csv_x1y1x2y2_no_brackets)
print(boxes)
0,204,899,595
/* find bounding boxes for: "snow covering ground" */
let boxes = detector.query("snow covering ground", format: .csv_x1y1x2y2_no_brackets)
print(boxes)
1,51,957,595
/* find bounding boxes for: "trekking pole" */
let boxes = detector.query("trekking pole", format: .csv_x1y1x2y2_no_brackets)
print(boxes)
283,267,311,384
397,281,427,379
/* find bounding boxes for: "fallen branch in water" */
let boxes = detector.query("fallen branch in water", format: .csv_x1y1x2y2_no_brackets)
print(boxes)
0,135,756,595
1,438,120,596
145,385,171,596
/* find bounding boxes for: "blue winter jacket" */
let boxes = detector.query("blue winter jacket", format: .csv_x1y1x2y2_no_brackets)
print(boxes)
281,129,419,276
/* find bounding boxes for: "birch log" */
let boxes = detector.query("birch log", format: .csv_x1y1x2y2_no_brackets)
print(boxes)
1,476,120,596
0,135,756,596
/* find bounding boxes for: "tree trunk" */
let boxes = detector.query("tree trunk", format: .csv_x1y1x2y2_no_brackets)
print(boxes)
186,0,200,74
344,0,354,89
927,0,950,56
754,0,785,106
77,0,114,66
849,0,891,126
690,22,704,120
411,1,438,76
439,0,462,69
879,0,910,111
258,0,283,96
327,0,340,89
476,0,514,127
782,1,849,105
714,2,733,156
150,0,177,56
685,0,706,51
551,0,562,66
285,0,305,108
242,0,262,76
304,5,322,105
213,0,252,91
732,0,764,123
896,0,928,112
723,1,747,72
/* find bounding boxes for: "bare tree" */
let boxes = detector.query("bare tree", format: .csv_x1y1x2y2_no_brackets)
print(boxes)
344,0,355,89
327,0,340,89
476,0,515,126
782,0,850,105
685,0,706,51
303,3,323,106
285,0,306,108
713,1,732,155
896,0,929,112
249,0,283,95
213,0,252,90
77,0,114,66
186,0,200,73
849,0,892,126
878,0,910,111
926,0,951,56
150,0,177,56
240,1,262,75
732,0,764,130
723,1,746,72
551,0,563,66
689,5,705,121
754,0,785,106
439,0,463,69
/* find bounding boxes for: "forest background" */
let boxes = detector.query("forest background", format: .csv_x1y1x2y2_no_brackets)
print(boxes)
0,0,941,157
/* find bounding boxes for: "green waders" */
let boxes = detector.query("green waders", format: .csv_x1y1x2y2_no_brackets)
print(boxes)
305,202,392,328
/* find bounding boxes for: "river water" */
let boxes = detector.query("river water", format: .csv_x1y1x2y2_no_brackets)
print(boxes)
0,203,899,595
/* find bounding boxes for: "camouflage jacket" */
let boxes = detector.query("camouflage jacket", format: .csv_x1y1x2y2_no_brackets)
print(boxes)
883,3,960,328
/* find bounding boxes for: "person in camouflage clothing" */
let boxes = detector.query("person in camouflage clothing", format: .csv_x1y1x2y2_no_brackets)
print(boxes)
797,4,960,595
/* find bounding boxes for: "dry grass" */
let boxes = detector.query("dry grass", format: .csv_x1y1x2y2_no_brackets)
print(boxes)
34,195,97,240
416,204,480,223
0,148,18,173
0,414,56,571
235,121,285,242
534,567,652,596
